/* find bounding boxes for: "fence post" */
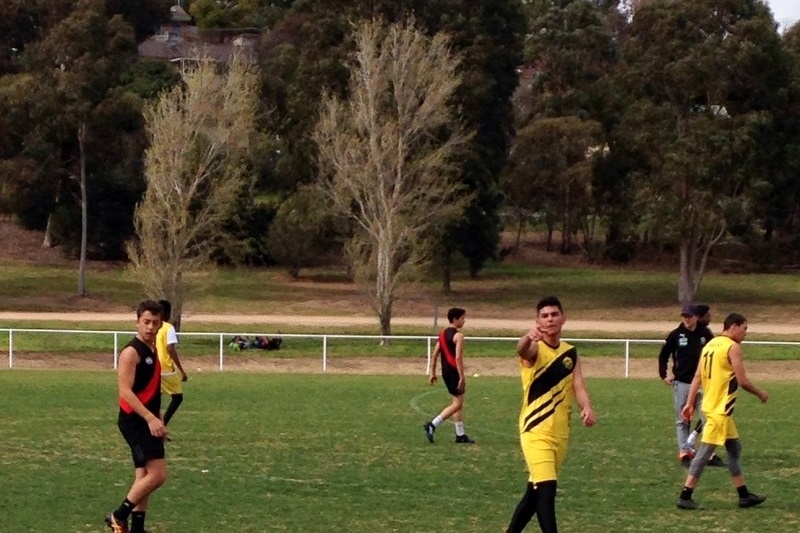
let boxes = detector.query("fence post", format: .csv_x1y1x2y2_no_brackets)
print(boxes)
426,336,432,375
113,332,119,369
322,335,328,372
624,340,630,378
8,329,12,369
219,334,224,371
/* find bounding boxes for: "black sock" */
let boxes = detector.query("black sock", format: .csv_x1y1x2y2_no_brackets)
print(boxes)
737,485,749,498
535,480,558,533
130,511,146,533
680,487,694,500
113,498,136,521
507,482,537,533
164,393,184,425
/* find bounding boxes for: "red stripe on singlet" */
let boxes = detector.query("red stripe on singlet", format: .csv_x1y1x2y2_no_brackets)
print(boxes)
120,358,161,414
439,330,458,368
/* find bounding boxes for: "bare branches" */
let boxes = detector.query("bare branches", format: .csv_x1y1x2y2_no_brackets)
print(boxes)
127,52,259,326
314,18,471,335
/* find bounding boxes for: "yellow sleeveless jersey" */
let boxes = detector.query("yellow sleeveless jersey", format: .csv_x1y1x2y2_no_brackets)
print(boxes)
156,321,175,373
700,336,738,416
519,341,578,438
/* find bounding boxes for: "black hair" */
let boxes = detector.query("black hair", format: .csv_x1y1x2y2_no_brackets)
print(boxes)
723,313,747,330
536,296,563,314
695,304,710,316
158,299,172,322
137,300,163,319
447,307,466,323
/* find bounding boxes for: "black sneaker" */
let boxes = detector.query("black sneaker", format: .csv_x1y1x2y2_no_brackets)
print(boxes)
455,434,475,444
423,422,435,443
105,513,129,533
676,498,699,510
706,455,726,467
738,493,766,508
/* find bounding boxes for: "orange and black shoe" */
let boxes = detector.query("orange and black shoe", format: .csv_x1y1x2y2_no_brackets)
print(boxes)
678,451,695,468
105,513,129,533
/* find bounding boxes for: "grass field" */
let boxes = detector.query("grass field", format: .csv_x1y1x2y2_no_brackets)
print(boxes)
2,260,800,325
2,370,798,533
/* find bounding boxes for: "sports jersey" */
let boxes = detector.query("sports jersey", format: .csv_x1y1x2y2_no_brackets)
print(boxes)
438,326,459,376
519,340,577,438
700,336,738,416
119,337,161,417
156,322,179,373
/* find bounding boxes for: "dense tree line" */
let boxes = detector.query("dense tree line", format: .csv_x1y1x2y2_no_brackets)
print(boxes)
0,0,799,303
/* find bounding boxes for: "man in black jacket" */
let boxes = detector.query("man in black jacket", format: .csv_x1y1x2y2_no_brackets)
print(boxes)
658,304,715,466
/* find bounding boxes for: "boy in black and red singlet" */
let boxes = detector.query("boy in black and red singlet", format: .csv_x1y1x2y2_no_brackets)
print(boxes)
105,300,168,533
423,307,475,444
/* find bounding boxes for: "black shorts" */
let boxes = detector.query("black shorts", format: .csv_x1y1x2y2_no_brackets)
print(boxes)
118,413,165,468
442,371,464,396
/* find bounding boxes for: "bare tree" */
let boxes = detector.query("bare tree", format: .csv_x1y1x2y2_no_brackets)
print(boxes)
314,18,471,337
127,52,259,329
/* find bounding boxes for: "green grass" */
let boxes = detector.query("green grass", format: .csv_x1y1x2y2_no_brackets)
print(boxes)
2,261,800,323
1,327,798,363
1,370,798,532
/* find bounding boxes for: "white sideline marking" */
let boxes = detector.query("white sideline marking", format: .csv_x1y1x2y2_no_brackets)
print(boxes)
408,390,517,440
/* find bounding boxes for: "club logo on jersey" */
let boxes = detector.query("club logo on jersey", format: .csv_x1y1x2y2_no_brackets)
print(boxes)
145,357,153,365
563,357,573,371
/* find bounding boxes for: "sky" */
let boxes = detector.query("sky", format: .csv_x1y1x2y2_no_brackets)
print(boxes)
766,0,800,30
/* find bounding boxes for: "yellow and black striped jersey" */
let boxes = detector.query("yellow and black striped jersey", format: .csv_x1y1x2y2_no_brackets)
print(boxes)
700,336,738,416
519,340,577,438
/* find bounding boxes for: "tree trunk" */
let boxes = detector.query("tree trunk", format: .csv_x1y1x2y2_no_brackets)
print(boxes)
441,247,452,293
514,212,524,255
77,123,88,297
677,241,696,303
379,301,392,344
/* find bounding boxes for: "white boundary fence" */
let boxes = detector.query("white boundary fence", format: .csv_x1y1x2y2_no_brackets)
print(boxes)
2,328,800,377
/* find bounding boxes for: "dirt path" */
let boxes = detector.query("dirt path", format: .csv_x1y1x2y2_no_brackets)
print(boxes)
4,311,800,335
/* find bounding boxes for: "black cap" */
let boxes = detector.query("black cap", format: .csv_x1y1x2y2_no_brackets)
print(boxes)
681,303,699,316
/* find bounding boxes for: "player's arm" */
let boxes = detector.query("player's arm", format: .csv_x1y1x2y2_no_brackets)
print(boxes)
681,363,702,420
572,357,596,427
454,331,466,393
167,325,187,380
516,327,541,365
657,331,675,384
729,344,768,403
428,341,440,385
118,346,166,438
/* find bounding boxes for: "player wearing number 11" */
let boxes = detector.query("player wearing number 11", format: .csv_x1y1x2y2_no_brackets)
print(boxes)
676,313,769,511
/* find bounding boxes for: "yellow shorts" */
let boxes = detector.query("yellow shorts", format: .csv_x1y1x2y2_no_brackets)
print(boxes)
161,372,183,395
521,432,568,484
701,413,738,446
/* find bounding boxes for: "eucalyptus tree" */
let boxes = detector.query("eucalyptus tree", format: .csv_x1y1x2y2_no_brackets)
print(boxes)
619,0,788,301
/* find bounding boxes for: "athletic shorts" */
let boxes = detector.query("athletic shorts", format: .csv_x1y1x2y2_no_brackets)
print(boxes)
701,413,738,446
521,431,568,484
161,372,183,395
442,371,464,396
118,413,166,468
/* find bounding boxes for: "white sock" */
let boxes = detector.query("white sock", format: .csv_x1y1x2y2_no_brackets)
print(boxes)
455,421,465,436
432,416,444,427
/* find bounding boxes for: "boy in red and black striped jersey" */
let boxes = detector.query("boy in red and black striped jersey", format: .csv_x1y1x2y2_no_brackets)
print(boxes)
423,307,475,444
105,300,168,533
